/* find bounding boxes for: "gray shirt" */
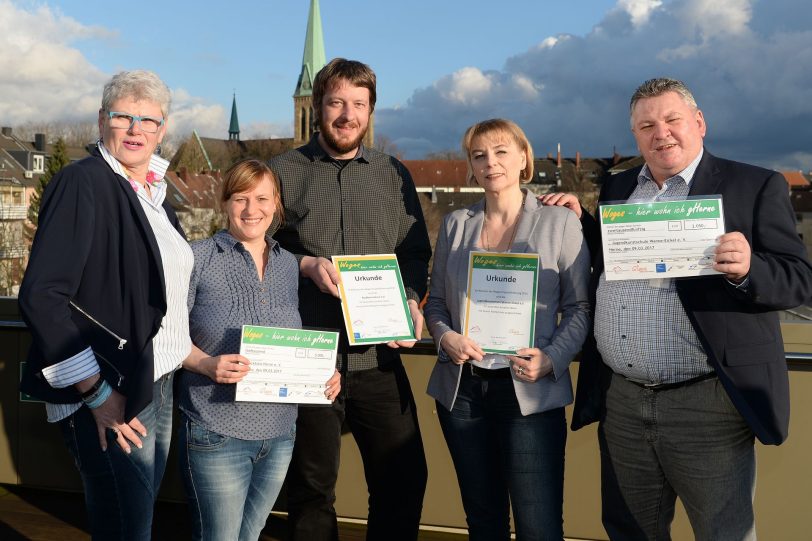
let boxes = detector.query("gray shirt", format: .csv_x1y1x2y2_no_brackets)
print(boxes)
179,230,301,440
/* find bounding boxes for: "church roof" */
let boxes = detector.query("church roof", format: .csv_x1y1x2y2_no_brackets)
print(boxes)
229,94,240,136
169,132,295,173
294,0,326,98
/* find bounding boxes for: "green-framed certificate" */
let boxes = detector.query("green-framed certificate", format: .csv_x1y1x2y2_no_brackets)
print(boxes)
600,196,725,280
332,254,415,346
463,252,539,355
236,326,338,404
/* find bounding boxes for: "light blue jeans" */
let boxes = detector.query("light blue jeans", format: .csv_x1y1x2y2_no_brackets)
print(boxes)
179,414,295,541
59,371,175,541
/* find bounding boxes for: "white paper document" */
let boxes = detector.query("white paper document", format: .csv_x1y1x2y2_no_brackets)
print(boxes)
463,252,538,356
333,254,415,346
600,197,726,281
236,326,338,404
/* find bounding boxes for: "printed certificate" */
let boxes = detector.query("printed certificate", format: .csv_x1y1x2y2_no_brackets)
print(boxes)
236,326,338,404
463,252,538,355
332,254,415,345
600,196,726,281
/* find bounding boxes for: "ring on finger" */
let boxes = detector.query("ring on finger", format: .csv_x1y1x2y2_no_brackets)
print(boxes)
517,367,525,375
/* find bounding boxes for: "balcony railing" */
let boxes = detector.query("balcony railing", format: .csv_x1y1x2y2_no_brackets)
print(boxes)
0,245,27,259
0,206,27,220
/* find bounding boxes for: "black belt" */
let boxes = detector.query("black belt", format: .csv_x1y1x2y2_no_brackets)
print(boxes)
470,364,512,380
624,372,716,391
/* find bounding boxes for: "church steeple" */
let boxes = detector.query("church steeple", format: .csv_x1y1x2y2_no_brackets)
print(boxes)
229,93,240,141
294,0,326,144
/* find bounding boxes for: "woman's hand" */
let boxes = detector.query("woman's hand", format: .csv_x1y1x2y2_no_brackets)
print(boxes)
197,354,251,384
183,345,250,384
508,348,553,382
88,389,147,453
324,369,341,402
441,332,485,365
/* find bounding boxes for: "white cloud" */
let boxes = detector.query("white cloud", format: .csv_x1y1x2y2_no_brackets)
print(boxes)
377,0,812,169
168,88,225,139
0,0,108,123
616,0,663,27
436,67,495,106
0,1,229,145
242,121,293,139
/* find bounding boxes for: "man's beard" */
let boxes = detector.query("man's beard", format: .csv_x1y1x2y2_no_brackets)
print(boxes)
320,119,368,156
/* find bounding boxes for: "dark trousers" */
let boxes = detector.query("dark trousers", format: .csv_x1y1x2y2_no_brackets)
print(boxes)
436,369,566,541
285,361,427,541
599,373,756,541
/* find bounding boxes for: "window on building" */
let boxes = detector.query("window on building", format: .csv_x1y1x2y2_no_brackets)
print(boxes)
0,185,24,206
33,155,45,173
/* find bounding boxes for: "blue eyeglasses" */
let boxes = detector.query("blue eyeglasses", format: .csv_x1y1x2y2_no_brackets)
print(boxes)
107,111,165,134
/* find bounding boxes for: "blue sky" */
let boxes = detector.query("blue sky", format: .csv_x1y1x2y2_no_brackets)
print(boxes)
1,0,811,169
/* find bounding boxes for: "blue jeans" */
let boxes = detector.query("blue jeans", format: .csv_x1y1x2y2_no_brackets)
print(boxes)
436,368,566,541
599,373,756,541
58,371,176,541
179,414,295,541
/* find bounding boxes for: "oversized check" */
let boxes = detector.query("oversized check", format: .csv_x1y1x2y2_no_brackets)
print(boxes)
333,254,415,346
463,252,538,355
236,326,337,404
600,197,725,280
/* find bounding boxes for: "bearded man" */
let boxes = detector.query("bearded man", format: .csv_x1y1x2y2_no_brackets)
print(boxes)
269,58,431,541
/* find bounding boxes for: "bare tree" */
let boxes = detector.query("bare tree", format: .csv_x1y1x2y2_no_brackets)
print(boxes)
373,134,400,157
15,121,98,148
425,149,465,161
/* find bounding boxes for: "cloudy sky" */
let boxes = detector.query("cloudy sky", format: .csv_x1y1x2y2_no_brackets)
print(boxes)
1,0,810,170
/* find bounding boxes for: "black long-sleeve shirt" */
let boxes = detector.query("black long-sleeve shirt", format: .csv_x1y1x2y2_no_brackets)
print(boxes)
270,135,431,371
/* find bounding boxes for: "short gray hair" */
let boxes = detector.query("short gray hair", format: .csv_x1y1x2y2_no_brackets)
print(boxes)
630,78,698,115
101,70,171,118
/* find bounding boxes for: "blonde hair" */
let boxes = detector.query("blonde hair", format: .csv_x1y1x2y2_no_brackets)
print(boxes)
461,119,534,186
219,159,283,227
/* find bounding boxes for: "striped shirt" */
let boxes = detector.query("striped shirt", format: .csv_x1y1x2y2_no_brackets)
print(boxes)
595,149,713,384
43,143,193,422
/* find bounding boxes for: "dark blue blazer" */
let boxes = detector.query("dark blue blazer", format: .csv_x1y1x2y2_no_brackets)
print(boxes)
19,149,184,421
572,150,812,445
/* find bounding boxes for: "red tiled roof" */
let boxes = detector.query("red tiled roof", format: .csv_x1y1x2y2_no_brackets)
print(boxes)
782,171,810,189
164,169,223,209
402,160,468,187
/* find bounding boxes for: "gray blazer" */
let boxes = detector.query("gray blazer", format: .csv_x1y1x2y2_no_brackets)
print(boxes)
425,190,591,416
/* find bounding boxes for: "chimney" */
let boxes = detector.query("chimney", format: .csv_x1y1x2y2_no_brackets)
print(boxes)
34,133,46,151
612,145,621,165
1,127,11,137
556,143,561,169
575,151,581,170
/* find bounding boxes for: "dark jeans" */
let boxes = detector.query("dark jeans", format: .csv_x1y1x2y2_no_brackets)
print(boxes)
58,371,175,541
436,368,566,541
599,373,756,541
285,361,427,541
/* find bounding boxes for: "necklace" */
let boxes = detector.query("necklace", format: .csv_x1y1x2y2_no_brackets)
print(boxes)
483,207,521,252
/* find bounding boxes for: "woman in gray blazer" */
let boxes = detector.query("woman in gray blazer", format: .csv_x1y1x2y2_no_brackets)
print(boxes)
425,119,590,541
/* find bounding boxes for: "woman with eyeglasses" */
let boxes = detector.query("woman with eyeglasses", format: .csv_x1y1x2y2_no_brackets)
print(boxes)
20,69,192,540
